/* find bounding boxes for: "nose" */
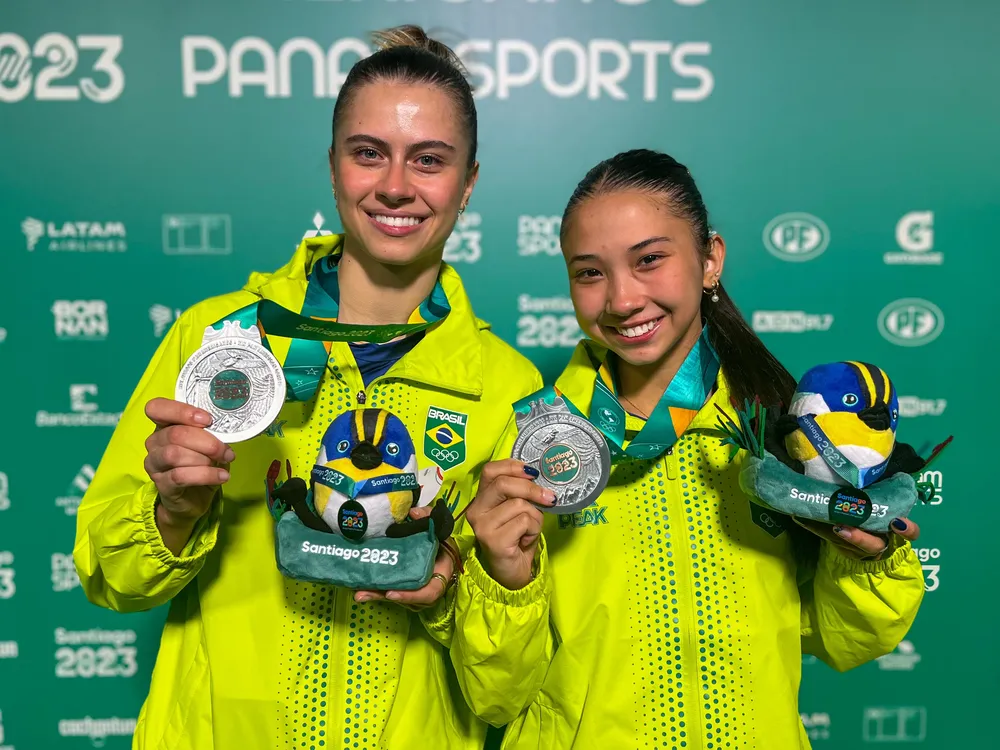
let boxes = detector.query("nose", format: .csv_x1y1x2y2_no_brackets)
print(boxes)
350,441,383,470
605,274,645,319
858,404,891,431
376,159,415,206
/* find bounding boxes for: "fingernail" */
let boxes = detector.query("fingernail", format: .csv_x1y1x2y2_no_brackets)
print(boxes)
832,526,851,539
891,518,907,532
224,449,236,463
193,411,211,426
542,489,556,504
355,593,371,603
218,470,230,482
386,592,401,601
523,465,539,478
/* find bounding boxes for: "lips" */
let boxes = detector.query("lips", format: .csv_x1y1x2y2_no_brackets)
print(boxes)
606,317,663,344
365,211,426,237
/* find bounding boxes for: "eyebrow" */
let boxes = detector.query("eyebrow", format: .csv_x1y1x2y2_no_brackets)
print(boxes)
343,134,457,153
568,236,673,264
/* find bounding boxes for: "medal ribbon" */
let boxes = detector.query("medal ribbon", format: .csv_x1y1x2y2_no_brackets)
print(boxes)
311,466,419,498
514,326,720,463
213,236,450,402
795,415,890,489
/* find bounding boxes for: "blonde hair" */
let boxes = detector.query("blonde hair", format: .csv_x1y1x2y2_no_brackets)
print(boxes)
332,25,477,166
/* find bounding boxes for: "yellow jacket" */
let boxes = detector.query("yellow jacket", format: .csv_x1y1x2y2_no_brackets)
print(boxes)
448,341,925,749
73,235,542,750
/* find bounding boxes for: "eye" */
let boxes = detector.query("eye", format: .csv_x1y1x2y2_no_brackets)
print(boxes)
574,268,602,281
337,440,350,453
355,147,380,161
892,409,898,420
637,253,662,267
386,442,400,456
842,393,859,406
416,154,441,168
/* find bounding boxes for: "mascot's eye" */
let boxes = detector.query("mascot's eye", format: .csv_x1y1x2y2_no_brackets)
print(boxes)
892,409,898,420
337,440,350,453
842,393,859,406
386,442,400,456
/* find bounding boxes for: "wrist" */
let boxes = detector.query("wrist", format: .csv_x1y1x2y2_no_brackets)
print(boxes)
154,498,201,531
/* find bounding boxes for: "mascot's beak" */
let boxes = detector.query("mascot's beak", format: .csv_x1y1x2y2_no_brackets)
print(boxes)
350,441,383,471
859,404,891,431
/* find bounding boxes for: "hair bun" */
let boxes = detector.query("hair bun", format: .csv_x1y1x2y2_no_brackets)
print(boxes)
371,25,467,74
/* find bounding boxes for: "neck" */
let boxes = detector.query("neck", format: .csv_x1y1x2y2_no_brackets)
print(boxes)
615,317,705,416
335,237,442,326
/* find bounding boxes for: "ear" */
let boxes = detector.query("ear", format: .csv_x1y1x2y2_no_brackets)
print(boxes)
460,161,480,210
703,232,726,289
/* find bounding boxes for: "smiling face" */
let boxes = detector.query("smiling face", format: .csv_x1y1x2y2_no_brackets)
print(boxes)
563,190,724,371
330,80,478,267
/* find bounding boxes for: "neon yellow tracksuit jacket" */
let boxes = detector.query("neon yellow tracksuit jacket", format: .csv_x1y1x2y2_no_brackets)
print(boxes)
73,235,542,750
447,341,926,749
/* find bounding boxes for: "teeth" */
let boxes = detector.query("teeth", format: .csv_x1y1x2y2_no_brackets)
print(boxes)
372,215,422,228
617,320,658,338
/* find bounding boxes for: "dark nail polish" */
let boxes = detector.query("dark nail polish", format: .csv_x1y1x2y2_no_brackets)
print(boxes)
891,518,907,532
523,465,539,478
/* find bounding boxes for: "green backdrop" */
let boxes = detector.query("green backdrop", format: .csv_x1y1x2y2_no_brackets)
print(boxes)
2,0,995,747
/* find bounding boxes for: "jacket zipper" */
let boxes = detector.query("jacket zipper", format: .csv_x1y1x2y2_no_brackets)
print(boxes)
664,446,705,749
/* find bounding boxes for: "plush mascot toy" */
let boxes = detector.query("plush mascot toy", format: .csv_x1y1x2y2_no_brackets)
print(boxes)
264,408,456,590
718,361,951,533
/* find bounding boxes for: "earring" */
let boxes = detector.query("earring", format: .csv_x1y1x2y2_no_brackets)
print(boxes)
331,187,337,199
704,278,720,303
458,204,466,216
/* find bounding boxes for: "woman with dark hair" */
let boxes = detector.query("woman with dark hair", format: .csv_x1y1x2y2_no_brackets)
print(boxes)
451,150,927,748
73,26,541,750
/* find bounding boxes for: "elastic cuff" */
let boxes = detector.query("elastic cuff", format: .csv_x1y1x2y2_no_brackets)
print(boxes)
419,580,458,631
822,535,913,575
463,537,549,607
140,484,221,569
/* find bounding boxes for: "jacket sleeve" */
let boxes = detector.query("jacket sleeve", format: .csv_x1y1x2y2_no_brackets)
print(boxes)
73,314,224,614
444,413,556,727
800,535,925,671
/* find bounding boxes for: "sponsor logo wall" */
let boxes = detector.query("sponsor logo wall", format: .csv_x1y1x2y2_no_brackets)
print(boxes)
1,1,991,748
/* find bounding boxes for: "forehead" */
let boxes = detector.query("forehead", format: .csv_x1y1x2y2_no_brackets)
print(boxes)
566,191,692,252
337,80,466,146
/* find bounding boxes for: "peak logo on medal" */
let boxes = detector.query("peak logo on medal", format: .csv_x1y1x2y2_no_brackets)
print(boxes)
1,0,990,748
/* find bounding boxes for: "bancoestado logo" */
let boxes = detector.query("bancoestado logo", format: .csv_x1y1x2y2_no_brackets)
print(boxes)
877,298,944,347
752,311,833,333
0,32,124,103
181,36,713,101
762,213,829,262
898,397,946,418
22,217,127,252
517,295,583,348
36,385,122,427
885,211,940,265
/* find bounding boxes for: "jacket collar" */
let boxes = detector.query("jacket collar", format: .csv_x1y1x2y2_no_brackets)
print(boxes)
555,339,733,433
243,234,485,397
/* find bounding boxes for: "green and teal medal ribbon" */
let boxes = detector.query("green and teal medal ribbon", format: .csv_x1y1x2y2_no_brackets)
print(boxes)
795,415,890,489
514,326,720,463
311,465,419,498
213,237,450,402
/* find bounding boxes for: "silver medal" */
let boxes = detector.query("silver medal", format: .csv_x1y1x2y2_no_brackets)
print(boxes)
175,320,287,444
511,395,611,514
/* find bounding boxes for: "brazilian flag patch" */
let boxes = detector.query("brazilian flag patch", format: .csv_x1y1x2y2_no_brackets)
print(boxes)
424,406,467,471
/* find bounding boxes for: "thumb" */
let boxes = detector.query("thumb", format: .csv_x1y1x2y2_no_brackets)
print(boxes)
408,505,433,520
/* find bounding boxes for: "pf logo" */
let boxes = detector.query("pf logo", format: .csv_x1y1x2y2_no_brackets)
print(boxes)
762,213,829,262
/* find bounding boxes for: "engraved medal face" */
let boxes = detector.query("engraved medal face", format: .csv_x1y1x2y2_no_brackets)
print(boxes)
512,396,611,514
175,322,286,444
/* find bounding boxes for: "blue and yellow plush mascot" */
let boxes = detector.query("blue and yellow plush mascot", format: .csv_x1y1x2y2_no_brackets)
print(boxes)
265,408,455,590
718,361,951,533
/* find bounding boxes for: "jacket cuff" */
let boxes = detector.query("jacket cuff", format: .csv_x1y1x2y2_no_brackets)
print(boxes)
463,536,549,607
139,483,222,569
821,535,914,575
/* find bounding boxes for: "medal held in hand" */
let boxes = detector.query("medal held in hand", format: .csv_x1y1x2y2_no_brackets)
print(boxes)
512,395,611,515
175,321,286,444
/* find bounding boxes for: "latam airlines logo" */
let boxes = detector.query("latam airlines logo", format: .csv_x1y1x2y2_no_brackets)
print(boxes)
23,217,127,252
